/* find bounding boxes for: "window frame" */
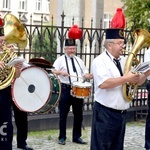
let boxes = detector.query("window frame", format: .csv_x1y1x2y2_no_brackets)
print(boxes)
35,0,42,12
3,0,10,9
19,0,27,11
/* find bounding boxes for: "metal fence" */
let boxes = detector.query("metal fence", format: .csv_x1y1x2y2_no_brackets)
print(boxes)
15,13,148,117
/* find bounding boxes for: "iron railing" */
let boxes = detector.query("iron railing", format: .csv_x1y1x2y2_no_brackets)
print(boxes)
14,13,148,116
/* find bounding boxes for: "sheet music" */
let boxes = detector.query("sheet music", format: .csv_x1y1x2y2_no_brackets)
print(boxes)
7,57,25,67
132,61,150,73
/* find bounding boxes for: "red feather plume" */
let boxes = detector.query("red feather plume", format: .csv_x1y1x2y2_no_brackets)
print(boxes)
68,25,82,39
0,15,4,27
110,8,125,29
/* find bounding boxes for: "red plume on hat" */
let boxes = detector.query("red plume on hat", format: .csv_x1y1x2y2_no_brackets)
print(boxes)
0,15,4,27
68,25,82,39
110,8,125,29
0,14,4,36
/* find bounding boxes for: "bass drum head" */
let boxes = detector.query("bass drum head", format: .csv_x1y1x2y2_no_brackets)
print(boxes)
11,66,52,112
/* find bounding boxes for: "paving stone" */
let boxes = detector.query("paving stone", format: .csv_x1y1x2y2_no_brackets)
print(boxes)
12,121,146,150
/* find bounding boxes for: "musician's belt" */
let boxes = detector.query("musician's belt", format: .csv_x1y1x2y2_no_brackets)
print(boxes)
98,102,127,114
61,83,71,88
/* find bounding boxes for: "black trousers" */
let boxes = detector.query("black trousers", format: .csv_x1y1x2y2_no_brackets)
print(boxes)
58,84,84,140
0,86,13,150
145,81,150,149
90,101,126,150
12,102,28,148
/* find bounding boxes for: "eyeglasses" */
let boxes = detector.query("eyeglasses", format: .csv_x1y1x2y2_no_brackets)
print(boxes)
109,41,125,47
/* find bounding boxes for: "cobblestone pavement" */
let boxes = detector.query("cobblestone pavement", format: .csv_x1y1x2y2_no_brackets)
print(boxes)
12,120,146,150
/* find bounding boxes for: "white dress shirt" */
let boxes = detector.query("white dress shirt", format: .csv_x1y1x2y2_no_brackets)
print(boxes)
91,50,130,110
53,54,88,84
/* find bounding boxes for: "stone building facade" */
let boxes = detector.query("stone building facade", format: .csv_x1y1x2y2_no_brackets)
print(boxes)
0,0,124,28
50,0,124,28
0,0,50,24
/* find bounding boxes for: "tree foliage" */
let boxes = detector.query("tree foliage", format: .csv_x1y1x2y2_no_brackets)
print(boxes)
32,26,57,64
121,0,150,31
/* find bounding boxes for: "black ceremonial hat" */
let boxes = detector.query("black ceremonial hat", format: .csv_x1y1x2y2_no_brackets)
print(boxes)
105,28,124,39
65,39,76,46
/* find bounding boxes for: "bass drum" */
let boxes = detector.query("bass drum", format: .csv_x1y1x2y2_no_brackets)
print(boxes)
11,66,52,112
39,72,61,113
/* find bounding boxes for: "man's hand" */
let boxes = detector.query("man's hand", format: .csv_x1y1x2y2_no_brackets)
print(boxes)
0,61,5,69
144,70,150,78
84,73,93,79
125,71,140,84
14,62,23,78
14,62,23,70
0,36,5,49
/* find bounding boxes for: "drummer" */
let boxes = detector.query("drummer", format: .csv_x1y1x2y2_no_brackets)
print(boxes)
52,38,92,145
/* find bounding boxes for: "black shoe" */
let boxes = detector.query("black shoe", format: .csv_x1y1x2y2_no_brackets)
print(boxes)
73,138,87,144
58,138,66,145
18,145,33,150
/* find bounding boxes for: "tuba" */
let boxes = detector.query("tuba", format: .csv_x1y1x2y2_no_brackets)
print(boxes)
0,14,27,90
123,28,150,102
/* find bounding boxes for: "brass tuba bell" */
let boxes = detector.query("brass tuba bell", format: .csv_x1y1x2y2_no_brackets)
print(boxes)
123,28,150,102
0,14,27,90
4,14,27,49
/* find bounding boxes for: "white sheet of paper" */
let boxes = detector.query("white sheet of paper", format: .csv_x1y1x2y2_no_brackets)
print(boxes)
7,57,25,67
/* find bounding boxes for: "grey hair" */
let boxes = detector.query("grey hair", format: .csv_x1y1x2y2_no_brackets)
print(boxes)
104,39,114,48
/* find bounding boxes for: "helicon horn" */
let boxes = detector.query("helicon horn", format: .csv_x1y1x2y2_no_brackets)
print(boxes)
123,28,150,102
0,14,27,90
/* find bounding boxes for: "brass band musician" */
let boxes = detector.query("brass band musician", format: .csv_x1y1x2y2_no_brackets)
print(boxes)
52,38,92,145
90,28,150,150
0,17,22,150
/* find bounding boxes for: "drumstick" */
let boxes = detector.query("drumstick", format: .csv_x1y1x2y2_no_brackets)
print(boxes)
69,74,84,79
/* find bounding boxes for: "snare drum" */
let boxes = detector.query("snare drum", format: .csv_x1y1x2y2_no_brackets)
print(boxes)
71,81,92,98
11,66,52,112
39,73,61,113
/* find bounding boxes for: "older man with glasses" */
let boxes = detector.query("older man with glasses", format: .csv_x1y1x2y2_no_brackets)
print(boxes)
90,28,150,150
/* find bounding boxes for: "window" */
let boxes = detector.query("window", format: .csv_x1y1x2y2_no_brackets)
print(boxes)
35,0,50,13
103,14,111,29
3,0,10,9
46,0,50,12
35,0,41,11
19,0,27,10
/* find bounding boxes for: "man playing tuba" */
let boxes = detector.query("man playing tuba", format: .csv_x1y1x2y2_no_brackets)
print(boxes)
90,8,150,150
0,15,23,150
